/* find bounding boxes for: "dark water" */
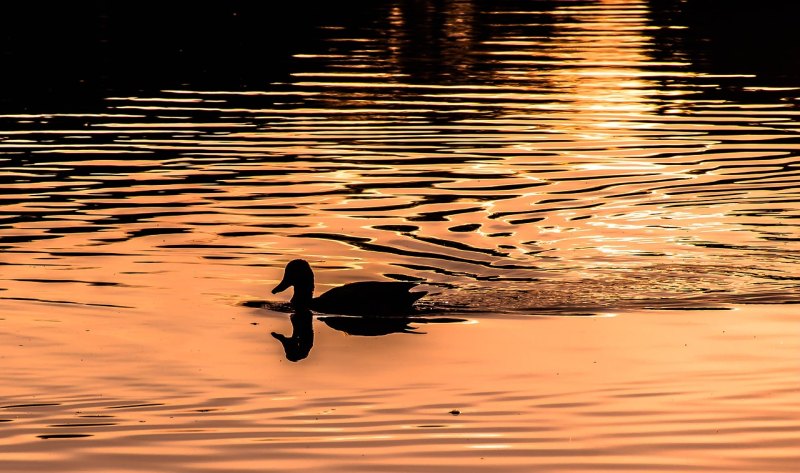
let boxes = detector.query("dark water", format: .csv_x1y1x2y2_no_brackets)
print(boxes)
1,1,799,471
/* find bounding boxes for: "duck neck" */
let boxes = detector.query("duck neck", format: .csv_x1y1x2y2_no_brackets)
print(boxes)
291,280,315,308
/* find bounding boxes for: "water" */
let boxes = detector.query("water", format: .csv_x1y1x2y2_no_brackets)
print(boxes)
1,1,799,471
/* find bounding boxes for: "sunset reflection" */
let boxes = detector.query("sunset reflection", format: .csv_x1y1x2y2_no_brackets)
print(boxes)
0,1,799,472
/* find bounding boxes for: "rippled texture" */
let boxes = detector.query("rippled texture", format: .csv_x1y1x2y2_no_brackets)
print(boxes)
2,1,798,313
2,307,798,472
1,1,799,472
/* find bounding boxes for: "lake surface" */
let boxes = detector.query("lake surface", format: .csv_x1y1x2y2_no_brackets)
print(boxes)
1,1,798,471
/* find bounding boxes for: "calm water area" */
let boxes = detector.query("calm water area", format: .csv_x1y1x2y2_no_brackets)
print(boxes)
1,1,799,471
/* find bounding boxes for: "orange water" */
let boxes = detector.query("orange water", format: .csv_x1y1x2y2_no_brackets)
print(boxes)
2,305,798,472
1,1,799,471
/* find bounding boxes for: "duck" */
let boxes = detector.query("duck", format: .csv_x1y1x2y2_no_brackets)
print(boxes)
271,259,427,316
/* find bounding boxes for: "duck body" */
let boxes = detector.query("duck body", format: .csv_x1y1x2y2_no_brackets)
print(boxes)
272,259,426,316
312,281,425,316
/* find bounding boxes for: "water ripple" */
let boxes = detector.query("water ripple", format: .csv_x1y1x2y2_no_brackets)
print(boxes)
1,2,799,312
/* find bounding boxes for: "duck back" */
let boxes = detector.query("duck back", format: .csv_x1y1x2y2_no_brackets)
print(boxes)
311,281,426,316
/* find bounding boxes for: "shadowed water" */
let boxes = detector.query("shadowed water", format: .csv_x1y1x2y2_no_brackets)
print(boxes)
1,1,799,472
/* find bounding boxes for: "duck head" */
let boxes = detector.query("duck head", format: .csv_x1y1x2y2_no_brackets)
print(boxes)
272,259,315,308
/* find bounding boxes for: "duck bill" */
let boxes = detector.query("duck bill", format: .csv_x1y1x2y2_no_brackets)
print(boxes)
272,278,292,294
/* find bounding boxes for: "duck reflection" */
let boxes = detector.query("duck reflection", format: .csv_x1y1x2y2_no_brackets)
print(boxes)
270,310,466,362
319,315,420,336
321,315,465,337
271,309,314,362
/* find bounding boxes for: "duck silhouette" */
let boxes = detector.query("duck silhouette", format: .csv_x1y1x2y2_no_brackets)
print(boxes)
272,259,427,316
